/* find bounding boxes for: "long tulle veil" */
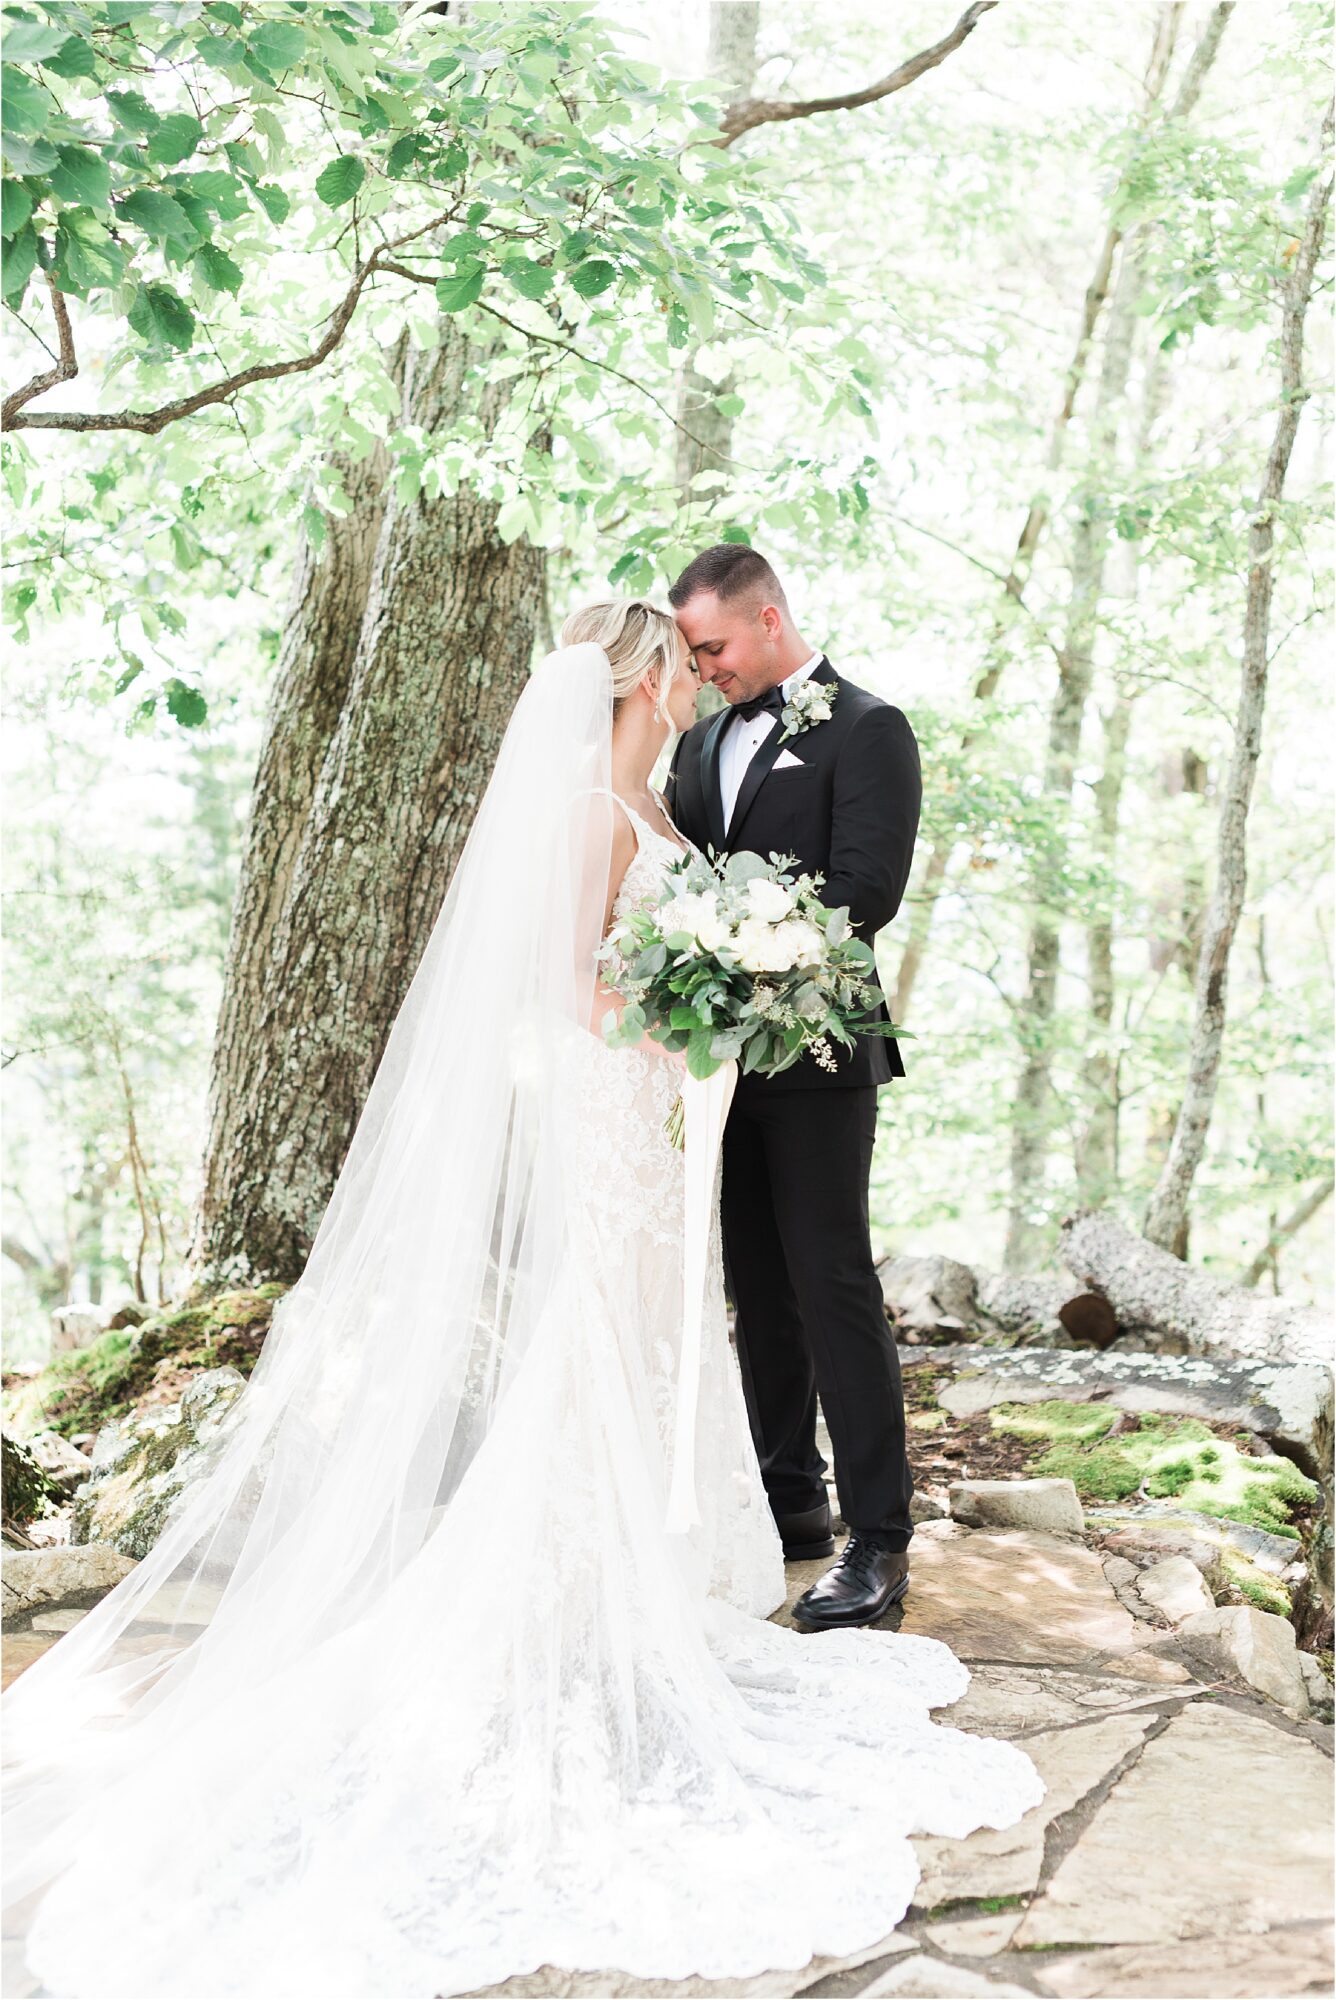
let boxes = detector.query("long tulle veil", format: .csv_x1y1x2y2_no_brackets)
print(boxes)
3,641,619,1916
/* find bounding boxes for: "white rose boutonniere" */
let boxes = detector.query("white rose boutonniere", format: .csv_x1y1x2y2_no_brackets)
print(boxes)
778,678,835,744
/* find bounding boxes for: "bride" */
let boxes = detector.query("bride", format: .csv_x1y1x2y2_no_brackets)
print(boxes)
2,599,1044,1998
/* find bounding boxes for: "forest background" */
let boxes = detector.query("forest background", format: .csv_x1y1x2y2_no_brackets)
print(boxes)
2,0,1332,1365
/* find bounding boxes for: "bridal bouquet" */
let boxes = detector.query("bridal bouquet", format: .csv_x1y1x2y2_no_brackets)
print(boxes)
597,850,908,1144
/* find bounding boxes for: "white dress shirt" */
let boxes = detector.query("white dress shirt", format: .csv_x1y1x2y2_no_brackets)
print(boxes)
718,648,823,831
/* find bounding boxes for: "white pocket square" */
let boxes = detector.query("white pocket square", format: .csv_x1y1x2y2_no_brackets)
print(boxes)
772,748,805,769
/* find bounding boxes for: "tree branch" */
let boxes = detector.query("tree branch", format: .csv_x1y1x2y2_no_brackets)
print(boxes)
1,273,79,428
720,0,998,146
1,217,447,435
1240,1174,1335,1288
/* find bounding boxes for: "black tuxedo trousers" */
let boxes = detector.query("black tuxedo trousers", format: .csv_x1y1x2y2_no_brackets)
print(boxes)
723,1084,915,1548
665,661,923,1549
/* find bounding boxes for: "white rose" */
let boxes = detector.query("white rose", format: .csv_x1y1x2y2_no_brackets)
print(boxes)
735,916,786,973
695,910,733,953
778,919,824,968
746,879,793,923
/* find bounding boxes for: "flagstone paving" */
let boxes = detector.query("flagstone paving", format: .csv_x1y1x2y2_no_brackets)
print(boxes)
4,1518,1331,1999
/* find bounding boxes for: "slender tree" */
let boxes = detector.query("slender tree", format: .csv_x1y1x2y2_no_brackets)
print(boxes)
1143,103,1333,1252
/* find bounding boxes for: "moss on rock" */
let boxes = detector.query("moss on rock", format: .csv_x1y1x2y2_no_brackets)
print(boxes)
1,1286,287,1444
984,1400,1317,1535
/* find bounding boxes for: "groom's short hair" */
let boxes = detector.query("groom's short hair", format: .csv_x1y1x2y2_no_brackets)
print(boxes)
668,544,788,612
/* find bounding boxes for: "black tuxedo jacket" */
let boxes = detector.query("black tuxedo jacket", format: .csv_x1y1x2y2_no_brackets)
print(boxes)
665,657,922,1093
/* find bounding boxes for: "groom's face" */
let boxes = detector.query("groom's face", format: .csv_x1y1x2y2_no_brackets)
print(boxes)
673,591,781,705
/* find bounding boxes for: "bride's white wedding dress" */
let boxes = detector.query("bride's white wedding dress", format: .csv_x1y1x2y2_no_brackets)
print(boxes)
4,649,1043,1998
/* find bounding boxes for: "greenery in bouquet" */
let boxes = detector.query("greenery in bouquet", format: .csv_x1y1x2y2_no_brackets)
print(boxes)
597,851,910,1140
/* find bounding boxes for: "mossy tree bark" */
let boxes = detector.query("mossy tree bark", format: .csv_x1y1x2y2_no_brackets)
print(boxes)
190,321,545,1286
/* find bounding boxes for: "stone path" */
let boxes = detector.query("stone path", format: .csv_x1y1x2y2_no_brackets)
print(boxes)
4,1518,1332,1998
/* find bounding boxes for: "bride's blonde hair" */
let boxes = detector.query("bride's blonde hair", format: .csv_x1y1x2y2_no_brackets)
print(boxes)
559,598,682,720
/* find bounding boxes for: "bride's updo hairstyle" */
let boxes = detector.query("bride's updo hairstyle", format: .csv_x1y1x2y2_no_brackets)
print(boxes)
559,598,682,721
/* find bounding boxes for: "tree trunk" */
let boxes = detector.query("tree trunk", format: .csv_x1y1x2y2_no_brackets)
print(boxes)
1060,1207,1330,1365
1075,337,1172,1204
1005,4,1231,1269
190,321,545,1285
674,1,759,501
1143,106,1333,1252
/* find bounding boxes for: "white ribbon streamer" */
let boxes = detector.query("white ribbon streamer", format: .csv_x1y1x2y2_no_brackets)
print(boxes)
664,1059,738,1535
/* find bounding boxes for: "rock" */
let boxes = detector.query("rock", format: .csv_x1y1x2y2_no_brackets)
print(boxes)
72,1367,247,1558
878,1255,983,1338
1089,1505,1300,1580
930,1663,1200,1739
1175,1603,1311,1714
2,1543,137,1625
1133,1555,1215,1623
923,1914,1022,1956
478,1933,917,1997
1298,1651,1334,1719
1032,1926,1336,1997
948,1477,1084,1537
860,1959,1031,1998
24,1429,95,1491
887,1523,1143,1667
912,1713,1152,1905
975,1271,1077,1341
1012,1701,1333,1947
910,1490,949,1522
49,1302,115,1353
106,1300,152,1331
909,1346,1332,1482
30,1606,88,1633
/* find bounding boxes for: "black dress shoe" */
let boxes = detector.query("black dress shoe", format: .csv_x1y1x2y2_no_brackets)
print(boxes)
773,1498,835,1561
791,1536,909,1629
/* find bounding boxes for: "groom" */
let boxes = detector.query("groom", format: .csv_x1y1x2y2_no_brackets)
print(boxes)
665,545,923,1630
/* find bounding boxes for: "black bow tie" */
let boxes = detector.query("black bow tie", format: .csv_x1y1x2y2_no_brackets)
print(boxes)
735,687,786,723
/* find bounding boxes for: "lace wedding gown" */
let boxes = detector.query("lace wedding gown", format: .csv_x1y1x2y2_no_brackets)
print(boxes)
12,785,1044,2000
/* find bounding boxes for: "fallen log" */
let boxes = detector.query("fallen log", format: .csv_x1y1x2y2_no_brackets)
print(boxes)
1060,1208,1331,1367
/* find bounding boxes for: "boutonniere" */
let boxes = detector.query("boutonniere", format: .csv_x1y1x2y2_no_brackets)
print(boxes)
779,678,835,744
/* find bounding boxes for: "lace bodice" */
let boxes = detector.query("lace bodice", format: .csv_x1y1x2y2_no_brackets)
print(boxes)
603,786,695,926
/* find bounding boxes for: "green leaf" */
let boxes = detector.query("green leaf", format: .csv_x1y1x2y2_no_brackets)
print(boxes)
0,64,50,138
53,212,125,294
49,144,110,208
113,655,145,694
435,261,484,312
207,2,243,24
147,112,205,167
164,678,208,727
175,170,249,222
252,181,290,224
314,154,364,207
127,280,195,351
569,258,616,297
193,241,243,294
106,90,160,135
119,187,199,245
1,179,32,237
386,132,424,176
607,548,641,586
686,1027,719,1080
1,19,67,60
248,19,306,72
503,258,552,300
42,34,97,81
0,220,36,300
